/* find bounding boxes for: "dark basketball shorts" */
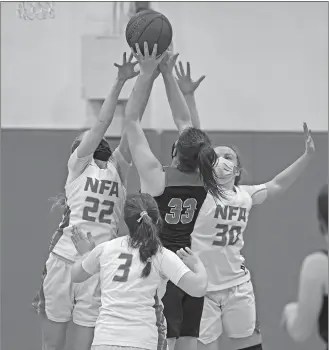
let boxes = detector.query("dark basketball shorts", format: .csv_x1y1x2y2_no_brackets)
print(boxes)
162,280,204,339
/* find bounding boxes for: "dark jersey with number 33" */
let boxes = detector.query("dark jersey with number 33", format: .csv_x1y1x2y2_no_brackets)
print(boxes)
154,166,207,252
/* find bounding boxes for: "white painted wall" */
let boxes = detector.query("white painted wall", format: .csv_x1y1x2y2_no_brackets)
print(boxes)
152,1,328,131
1,2,328,131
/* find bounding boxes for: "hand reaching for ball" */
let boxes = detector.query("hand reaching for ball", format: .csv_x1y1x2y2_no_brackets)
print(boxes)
114,52,139,82
132,42,165,77
175,61,206,95
158,50,179,76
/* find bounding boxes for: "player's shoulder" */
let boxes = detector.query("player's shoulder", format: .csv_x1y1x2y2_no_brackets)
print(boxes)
301,251,328,281
303,251,328,268
238,184,266,195
164,166,203,187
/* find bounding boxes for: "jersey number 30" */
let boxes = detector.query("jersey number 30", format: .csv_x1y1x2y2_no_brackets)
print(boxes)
165,198,197,225
82,196,114,225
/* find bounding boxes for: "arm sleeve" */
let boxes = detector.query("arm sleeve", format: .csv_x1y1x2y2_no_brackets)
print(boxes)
81,243,105,275
240,184,268,205
67,149,92,182
158,249,191,285
111,147,132,187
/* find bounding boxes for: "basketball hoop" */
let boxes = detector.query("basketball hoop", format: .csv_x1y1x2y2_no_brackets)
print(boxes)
17,2,55,20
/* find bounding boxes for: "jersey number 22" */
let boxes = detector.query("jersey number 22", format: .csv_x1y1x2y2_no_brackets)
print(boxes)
82,196,114,225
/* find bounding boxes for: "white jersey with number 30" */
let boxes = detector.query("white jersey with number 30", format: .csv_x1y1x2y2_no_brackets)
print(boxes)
53,148,129,262
191,184,267,291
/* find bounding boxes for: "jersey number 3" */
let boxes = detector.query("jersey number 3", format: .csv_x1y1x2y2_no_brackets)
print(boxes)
82,196,114,225
165,198,197,225
113,253,133,282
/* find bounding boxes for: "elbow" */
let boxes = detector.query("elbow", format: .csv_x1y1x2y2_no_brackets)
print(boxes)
289,329,310,343
191,279,208,298
266,180,284,197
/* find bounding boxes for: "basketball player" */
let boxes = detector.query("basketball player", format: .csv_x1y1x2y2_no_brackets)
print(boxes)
282,184,328,349
70,192,208,350
191,122,315,350
36,52,148,350
125,42,224,350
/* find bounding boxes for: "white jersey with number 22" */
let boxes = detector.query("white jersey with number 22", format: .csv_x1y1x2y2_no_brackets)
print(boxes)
53,148,130,262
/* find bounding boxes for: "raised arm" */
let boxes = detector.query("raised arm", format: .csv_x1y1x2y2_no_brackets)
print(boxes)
159,52,192,134
124,43,166,197
117,68,160,165
77,53,138,160
175,61,205,129
68,53,138,182
264,123,315,199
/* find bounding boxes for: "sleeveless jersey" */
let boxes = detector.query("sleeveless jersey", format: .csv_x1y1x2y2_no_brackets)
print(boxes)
153,166,207,252
53,156,127,261
319,250,328,345
192,184,267,291
81,236,190,350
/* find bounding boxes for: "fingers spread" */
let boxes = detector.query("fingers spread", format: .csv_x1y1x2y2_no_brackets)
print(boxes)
186,62,191,77
179,60,185,76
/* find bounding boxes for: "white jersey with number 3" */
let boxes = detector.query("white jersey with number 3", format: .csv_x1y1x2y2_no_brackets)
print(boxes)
191,184,267,291
53,148,129,262
82,236,190,350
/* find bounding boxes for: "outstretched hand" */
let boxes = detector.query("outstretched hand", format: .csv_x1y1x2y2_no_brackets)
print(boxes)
175,61,205,95
158,50,179,75
114,52,139,82
303,122,315,155
71,226,96,255
131,42,165,77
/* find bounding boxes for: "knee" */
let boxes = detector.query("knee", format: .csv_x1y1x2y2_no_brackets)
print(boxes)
229,330,262,350
42,320,66,350
42,330,66,350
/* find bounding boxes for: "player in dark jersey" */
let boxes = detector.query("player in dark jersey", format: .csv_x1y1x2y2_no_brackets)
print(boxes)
282,184,328,349
125,42,224,350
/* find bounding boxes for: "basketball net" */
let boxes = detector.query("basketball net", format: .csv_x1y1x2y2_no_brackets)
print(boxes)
17,2,55,20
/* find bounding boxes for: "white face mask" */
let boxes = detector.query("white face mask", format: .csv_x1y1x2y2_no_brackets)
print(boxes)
215,157,239,185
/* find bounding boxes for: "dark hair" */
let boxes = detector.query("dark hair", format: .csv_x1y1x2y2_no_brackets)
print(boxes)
124,193,163,278
176,127,225,199
318,184,328,229
226,145,243,186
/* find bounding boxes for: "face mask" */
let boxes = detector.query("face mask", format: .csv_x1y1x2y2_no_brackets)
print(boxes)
93,139,112,162
215,157,239,185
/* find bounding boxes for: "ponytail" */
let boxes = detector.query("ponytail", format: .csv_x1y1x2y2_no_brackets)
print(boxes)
130,214,162,278
197,145,226,200
142,216,161,278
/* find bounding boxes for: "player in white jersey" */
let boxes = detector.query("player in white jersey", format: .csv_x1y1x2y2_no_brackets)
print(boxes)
70,192,208,350
40,53,142,350
192,123,315,350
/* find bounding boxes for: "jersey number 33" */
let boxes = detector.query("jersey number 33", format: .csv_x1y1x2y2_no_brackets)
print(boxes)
165,198,197,225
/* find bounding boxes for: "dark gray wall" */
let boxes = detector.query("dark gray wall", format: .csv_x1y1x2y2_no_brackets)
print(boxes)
1,129,327,350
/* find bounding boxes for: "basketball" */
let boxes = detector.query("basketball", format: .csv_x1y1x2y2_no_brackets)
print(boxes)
126,10,173,56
